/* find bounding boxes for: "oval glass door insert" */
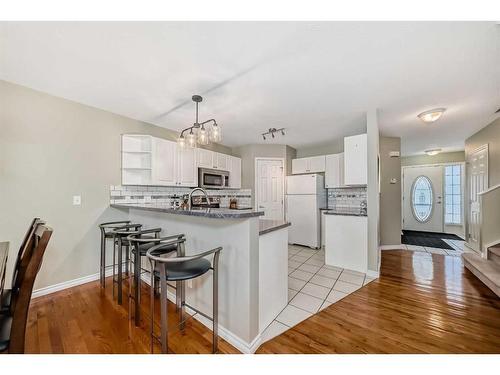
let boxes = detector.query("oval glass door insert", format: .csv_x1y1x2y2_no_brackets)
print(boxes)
411,176,433,222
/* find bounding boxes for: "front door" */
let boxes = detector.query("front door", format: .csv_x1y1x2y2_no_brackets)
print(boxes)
256,159,284,220
467,145,488,252
403,165,444,233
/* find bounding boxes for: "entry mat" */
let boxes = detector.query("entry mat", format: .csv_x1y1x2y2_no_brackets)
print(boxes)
401,230,463,250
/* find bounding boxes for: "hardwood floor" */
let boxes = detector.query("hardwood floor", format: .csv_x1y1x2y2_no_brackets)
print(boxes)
257,250,500,353
25,250,500,354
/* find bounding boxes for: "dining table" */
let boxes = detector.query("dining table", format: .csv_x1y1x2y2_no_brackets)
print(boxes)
0,242,9,301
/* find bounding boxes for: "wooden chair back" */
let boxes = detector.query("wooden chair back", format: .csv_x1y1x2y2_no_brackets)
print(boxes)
11,218,44,293
8,224,52,353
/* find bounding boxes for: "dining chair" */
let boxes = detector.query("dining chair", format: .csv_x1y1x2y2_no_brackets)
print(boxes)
0,224,53,353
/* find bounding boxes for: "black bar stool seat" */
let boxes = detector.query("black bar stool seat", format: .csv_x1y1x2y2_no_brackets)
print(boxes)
153,258,211,281
132,241,177,256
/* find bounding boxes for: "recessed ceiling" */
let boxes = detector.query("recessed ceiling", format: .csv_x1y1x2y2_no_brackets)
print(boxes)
0,22,498,155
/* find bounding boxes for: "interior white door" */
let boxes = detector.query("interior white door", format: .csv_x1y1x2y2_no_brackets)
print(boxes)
467,145,488,252
403,165,443,232
256,159,284,220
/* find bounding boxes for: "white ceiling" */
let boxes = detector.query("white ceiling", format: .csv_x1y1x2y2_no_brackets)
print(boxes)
1,22,499,155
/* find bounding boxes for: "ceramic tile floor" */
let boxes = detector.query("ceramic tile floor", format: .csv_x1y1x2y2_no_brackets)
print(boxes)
261,244,375,344
380,238,473,256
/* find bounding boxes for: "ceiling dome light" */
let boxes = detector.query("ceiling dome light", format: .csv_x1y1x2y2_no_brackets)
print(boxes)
418,108,446,123
425,148,442,156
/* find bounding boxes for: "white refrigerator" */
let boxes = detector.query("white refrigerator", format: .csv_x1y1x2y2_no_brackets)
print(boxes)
286,174,327,248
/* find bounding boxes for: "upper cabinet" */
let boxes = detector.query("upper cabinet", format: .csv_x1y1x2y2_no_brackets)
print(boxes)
344,133,367,185
122,134,240,188
197,148,214,169
325,153,344,188
292,155,326,174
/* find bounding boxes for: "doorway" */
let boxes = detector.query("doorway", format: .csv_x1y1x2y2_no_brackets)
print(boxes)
255,158,285,220
403,165,444,233
467,145,488,253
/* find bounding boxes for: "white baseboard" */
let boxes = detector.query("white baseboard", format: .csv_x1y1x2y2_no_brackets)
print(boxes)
32,268,116,299
366,269,380,278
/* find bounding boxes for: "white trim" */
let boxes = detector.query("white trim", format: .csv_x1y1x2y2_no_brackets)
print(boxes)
483,239,500,258
32,268,114,299
254,157,286,221
379,244,404,250
366,269,380,278
478,183,500,196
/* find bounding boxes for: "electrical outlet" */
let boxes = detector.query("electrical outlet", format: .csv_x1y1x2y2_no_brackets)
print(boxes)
73,195,81,205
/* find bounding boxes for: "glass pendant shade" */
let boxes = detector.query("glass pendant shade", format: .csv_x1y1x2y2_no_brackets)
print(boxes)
209,122,222,142
186,131,197,148
177,135,186,149
197,126,209,145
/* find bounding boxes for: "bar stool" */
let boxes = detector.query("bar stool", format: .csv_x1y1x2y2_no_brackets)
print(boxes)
98,221,131,288
126,231,184,326
146,238,222,354
111,223,142,304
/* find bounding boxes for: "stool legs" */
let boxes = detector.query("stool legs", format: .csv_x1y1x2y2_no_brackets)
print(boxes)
149,259,155,354
117,236,123,305
99,230,106,288
159,267,169,354
213,265,219,354
134,251,141,326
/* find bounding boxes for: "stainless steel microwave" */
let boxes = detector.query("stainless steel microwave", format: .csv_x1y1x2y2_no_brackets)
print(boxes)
198,168,229,189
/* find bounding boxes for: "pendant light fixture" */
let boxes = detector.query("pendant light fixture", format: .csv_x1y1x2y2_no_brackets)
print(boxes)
177,95,222,149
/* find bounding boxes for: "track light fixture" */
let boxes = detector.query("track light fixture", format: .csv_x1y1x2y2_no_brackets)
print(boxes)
262,127,285,141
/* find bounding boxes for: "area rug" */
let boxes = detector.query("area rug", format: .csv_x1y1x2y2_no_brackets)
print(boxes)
401,230,463,250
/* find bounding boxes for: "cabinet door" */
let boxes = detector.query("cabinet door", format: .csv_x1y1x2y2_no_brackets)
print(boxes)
325,153,345,188
344,134,367,185
229,156,241,188
292,158,309,174
153,138,177,186
216,152,229,171
197,148,214,169
177,147,198,187
308,155,326,173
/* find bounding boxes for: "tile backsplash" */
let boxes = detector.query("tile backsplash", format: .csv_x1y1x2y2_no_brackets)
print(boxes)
327,187,367,210
110,185,252,208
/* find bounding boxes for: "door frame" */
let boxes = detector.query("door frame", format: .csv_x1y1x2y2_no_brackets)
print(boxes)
254,157,285,220
401,162,466,235
465,144,489,253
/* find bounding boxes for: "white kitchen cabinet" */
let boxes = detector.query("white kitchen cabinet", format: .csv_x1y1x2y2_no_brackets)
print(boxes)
292,155,325,174
152,137,177,186
216,152,229,171
197,148,214,169
228,156,242,189
344,133,367,185
325,153,344,188
177,147,198,187
324,214,367,273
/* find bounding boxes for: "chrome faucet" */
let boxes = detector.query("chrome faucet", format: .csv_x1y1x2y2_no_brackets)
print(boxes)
188,187,210,210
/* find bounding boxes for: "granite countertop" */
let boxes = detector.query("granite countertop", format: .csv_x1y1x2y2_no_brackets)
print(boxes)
323,208,367,217
259,219,291,236
111,203,264,219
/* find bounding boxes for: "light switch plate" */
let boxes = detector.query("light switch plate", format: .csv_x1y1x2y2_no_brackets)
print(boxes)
73,195,81,205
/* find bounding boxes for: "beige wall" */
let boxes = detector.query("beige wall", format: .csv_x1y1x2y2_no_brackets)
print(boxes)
401,151,465,166
295,138,344,158
232,144,296,206
379,137,402,245
0,80,230,290
466,117,500,187
366,109,380,273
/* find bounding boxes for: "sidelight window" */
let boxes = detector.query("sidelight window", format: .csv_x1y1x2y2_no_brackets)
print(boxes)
445,165,461,224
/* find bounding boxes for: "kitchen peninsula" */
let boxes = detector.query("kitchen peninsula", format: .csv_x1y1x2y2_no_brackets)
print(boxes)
110,202,290,353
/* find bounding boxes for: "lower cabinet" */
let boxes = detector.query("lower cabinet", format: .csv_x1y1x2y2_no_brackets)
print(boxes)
324,214,367,273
